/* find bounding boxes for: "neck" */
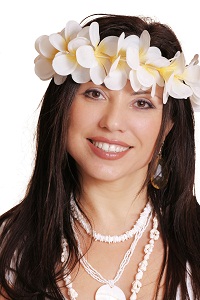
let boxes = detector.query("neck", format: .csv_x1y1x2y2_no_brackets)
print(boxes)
77,176,148,235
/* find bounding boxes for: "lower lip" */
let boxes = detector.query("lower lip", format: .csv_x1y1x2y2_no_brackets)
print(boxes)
88,140,131,160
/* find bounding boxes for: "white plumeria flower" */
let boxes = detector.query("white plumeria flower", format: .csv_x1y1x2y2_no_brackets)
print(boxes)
76,22,119,85
183,55,200,111
104,33,139,90
162,52,200,108
34,35,60,82
35,21,85,84
127,30,169,96
191,94,200,112
186,54,200,111
51,21,91,83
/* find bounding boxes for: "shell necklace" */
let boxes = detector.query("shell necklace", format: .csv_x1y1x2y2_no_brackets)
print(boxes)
71,198,151,243
61,205,160,299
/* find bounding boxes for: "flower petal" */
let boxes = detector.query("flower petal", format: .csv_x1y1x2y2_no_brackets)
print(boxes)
146,47,169,67
191,86,200,98
89,22,100,47
167,76,192,99
49,33,67,52
54,74,67,85
109,56,121,73
34,56,54,80
163,85,169,104
129,70,141,91
189,54,199,65
123,34,139,49
117,32,125,54
49,33,66,52
171,52,186,75
68,37,90,52
36,35,57,58
76,45,97,68
77,26,90,39
99,36,119,56
139,30,150,55
53,52,77,75
137,66,156,87
104,69,127,90
90,64,106,85
35,35,44,53
146,46,162,59
184,65,200,85
126,46,140,69
190,94,200,111
65,20,82,40
72,65,90,83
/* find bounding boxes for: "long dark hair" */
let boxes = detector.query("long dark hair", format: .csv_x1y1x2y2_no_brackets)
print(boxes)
0,14,200,299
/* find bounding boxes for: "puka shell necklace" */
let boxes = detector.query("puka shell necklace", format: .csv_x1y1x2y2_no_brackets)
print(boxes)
78,211,151,291
61,205,160,299
71,198,151,243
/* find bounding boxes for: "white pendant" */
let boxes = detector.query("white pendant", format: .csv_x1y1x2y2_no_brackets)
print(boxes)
95,284,126,300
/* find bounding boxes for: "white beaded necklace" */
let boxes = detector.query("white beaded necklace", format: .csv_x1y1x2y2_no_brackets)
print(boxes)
61,205,160,299
71,199,151,243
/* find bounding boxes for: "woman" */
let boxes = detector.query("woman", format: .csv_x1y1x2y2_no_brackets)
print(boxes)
0,13,200,299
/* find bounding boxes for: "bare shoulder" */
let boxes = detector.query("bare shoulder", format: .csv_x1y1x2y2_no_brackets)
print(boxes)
0,295,8,300
0,289,9,300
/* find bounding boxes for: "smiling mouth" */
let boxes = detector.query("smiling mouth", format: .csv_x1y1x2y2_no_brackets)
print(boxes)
89,139,132,153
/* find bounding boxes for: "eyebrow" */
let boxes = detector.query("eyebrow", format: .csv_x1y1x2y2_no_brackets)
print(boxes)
131,90,162,100
132,90,151,95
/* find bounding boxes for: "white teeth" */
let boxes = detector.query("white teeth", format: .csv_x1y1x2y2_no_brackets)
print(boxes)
92,141,129,153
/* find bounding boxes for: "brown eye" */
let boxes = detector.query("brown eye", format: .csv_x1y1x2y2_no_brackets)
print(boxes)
137,100,146,107
134,99,154,109
84,89,105,100
90,90,101,98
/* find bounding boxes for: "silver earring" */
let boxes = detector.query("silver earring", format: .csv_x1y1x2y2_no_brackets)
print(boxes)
151,144,169,189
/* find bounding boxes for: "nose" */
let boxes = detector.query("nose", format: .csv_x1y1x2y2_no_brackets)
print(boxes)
99,101,126,132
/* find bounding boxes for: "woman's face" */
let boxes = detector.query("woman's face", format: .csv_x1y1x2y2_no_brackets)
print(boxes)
67,81,164,184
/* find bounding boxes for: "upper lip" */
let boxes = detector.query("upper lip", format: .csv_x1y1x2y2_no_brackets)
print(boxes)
88,137,133,148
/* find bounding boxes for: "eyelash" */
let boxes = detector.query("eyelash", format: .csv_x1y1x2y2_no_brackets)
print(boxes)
83,89,105,100
133,99,154,109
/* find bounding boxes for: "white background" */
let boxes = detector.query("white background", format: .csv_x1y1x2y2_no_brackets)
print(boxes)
0,0,199,214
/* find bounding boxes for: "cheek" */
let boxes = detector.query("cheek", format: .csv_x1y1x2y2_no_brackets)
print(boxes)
68,101,98,130
132,115,162,149
66,102,95,152
134,116,161,134
68,104,83,126
67,104,85,139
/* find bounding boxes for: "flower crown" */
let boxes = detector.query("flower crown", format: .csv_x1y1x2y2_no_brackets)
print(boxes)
34,20,200,111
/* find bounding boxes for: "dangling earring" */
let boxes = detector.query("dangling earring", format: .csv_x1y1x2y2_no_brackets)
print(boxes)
151,143,169,189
